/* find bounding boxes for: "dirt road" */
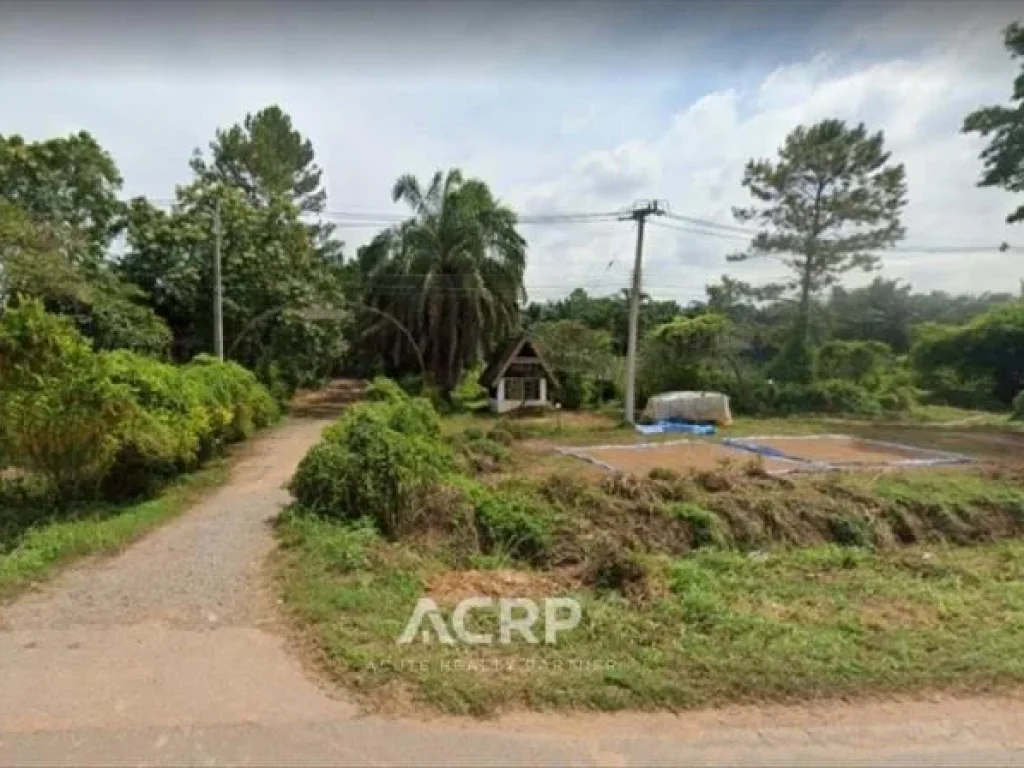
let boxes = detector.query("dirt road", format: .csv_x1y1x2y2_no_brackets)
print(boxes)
2,418,1024,766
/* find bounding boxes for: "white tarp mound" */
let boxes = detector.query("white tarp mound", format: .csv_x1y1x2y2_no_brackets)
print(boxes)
644,391,733,426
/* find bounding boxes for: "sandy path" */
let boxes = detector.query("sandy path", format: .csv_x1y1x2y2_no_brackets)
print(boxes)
3,417,1024,765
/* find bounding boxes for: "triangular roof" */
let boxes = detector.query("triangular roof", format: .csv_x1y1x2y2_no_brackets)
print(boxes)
479,333,560,389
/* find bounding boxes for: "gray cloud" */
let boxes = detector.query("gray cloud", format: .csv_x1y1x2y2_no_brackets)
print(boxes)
0,0,1019,305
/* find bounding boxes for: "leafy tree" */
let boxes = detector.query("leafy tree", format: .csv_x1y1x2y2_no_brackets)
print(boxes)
0,200,171,355
963,22,1024,223
0,201,87,308
357,169,526,396
814,339,893,389
121,182,347,390
0,132,124,267
525,287,682,355
530,319,617,408
828,278,914,351
190,105,341,263
637,313,739,402
731,119,908,380
910,302,1024,405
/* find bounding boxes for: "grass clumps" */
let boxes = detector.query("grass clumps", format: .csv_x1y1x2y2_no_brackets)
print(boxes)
473,488,559,565
279,379,1024,717
667,502,728,549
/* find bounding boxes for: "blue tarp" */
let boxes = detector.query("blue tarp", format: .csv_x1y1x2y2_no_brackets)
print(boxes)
635,420,716,436
721,438,791,459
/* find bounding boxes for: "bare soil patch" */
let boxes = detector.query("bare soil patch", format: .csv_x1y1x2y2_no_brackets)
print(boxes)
426,569,574,605
750,436,960,466
569,441,794,475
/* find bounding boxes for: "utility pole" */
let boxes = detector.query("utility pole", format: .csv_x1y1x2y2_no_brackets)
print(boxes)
622,200,665,424
213,198,224,361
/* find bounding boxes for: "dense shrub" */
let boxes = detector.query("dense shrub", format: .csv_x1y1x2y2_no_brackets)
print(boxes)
0,301,133,499
365,375,412,404
0,301,277,502
770,379,882,416
473,488,558,564
291,400,452,537
183,354,278,445
910,304,1024,406
814,340,893,388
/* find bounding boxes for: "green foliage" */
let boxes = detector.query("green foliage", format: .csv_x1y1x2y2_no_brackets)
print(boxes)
291,397,452,537
814,340,893,388
452,364,488,408
473,488,558,565
451,427,512,473
0,300,131,499
1013,390,1024,420
365,375,412,404
121,180,348,394
638,313,738,403
767,335,815,384
189,104,341,263
0,301,275,502
0,131,124,268
910,302,1024,406
667,502,727,548
962,22,1024,224
731,119,908,376
526,287,683,357
531,320,617,409
773,379,882,416
182,354,279,445
0,200,172,357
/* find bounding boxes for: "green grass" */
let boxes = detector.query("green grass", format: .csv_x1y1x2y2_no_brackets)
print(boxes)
0,462,229,599
275,405,1024,716
276,506,1024,717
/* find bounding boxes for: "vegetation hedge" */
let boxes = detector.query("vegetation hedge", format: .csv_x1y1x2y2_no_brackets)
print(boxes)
0,300,278,504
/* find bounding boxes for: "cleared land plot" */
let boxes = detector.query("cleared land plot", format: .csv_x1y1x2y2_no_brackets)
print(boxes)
560,440,796,474
729,435,970,468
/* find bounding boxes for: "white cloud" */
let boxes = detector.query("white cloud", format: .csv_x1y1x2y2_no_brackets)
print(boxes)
0,2,1021,306
517,10,1024,303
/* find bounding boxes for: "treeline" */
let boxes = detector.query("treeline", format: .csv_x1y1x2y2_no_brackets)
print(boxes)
526,280,1024,417
0,106,348,398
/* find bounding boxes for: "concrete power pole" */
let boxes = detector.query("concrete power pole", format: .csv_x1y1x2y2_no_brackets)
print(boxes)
213,199,224,361
622,200,665,424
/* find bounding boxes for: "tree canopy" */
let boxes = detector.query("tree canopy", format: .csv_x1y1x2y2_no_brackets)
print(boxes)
731,119,908,379
0,132,124,268
190,104,342,264
963,22,1024,224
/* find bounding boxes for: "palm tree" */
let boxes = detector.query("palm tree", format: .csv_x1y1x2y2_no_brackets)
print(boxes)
358,169,526,395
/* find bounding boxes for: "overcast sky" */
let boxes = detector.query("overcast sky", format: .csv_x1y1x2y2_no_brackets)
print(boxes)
1,0,1022,303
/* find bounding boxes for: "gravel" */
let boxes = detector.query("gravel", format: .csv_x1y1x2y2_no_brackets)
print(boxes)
0,418,330,631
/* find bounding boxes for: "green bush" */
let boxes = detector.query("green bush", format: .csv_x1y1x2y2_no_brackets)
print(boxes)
0,301,132,500
183,354,279,445
291,401,452,537
773,380,881,416
473,488,558,564
814,340,893,388
365,375,411,404
1013,390,1024,421
101,351,211,498
667,502,726,548
0,301,276,502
